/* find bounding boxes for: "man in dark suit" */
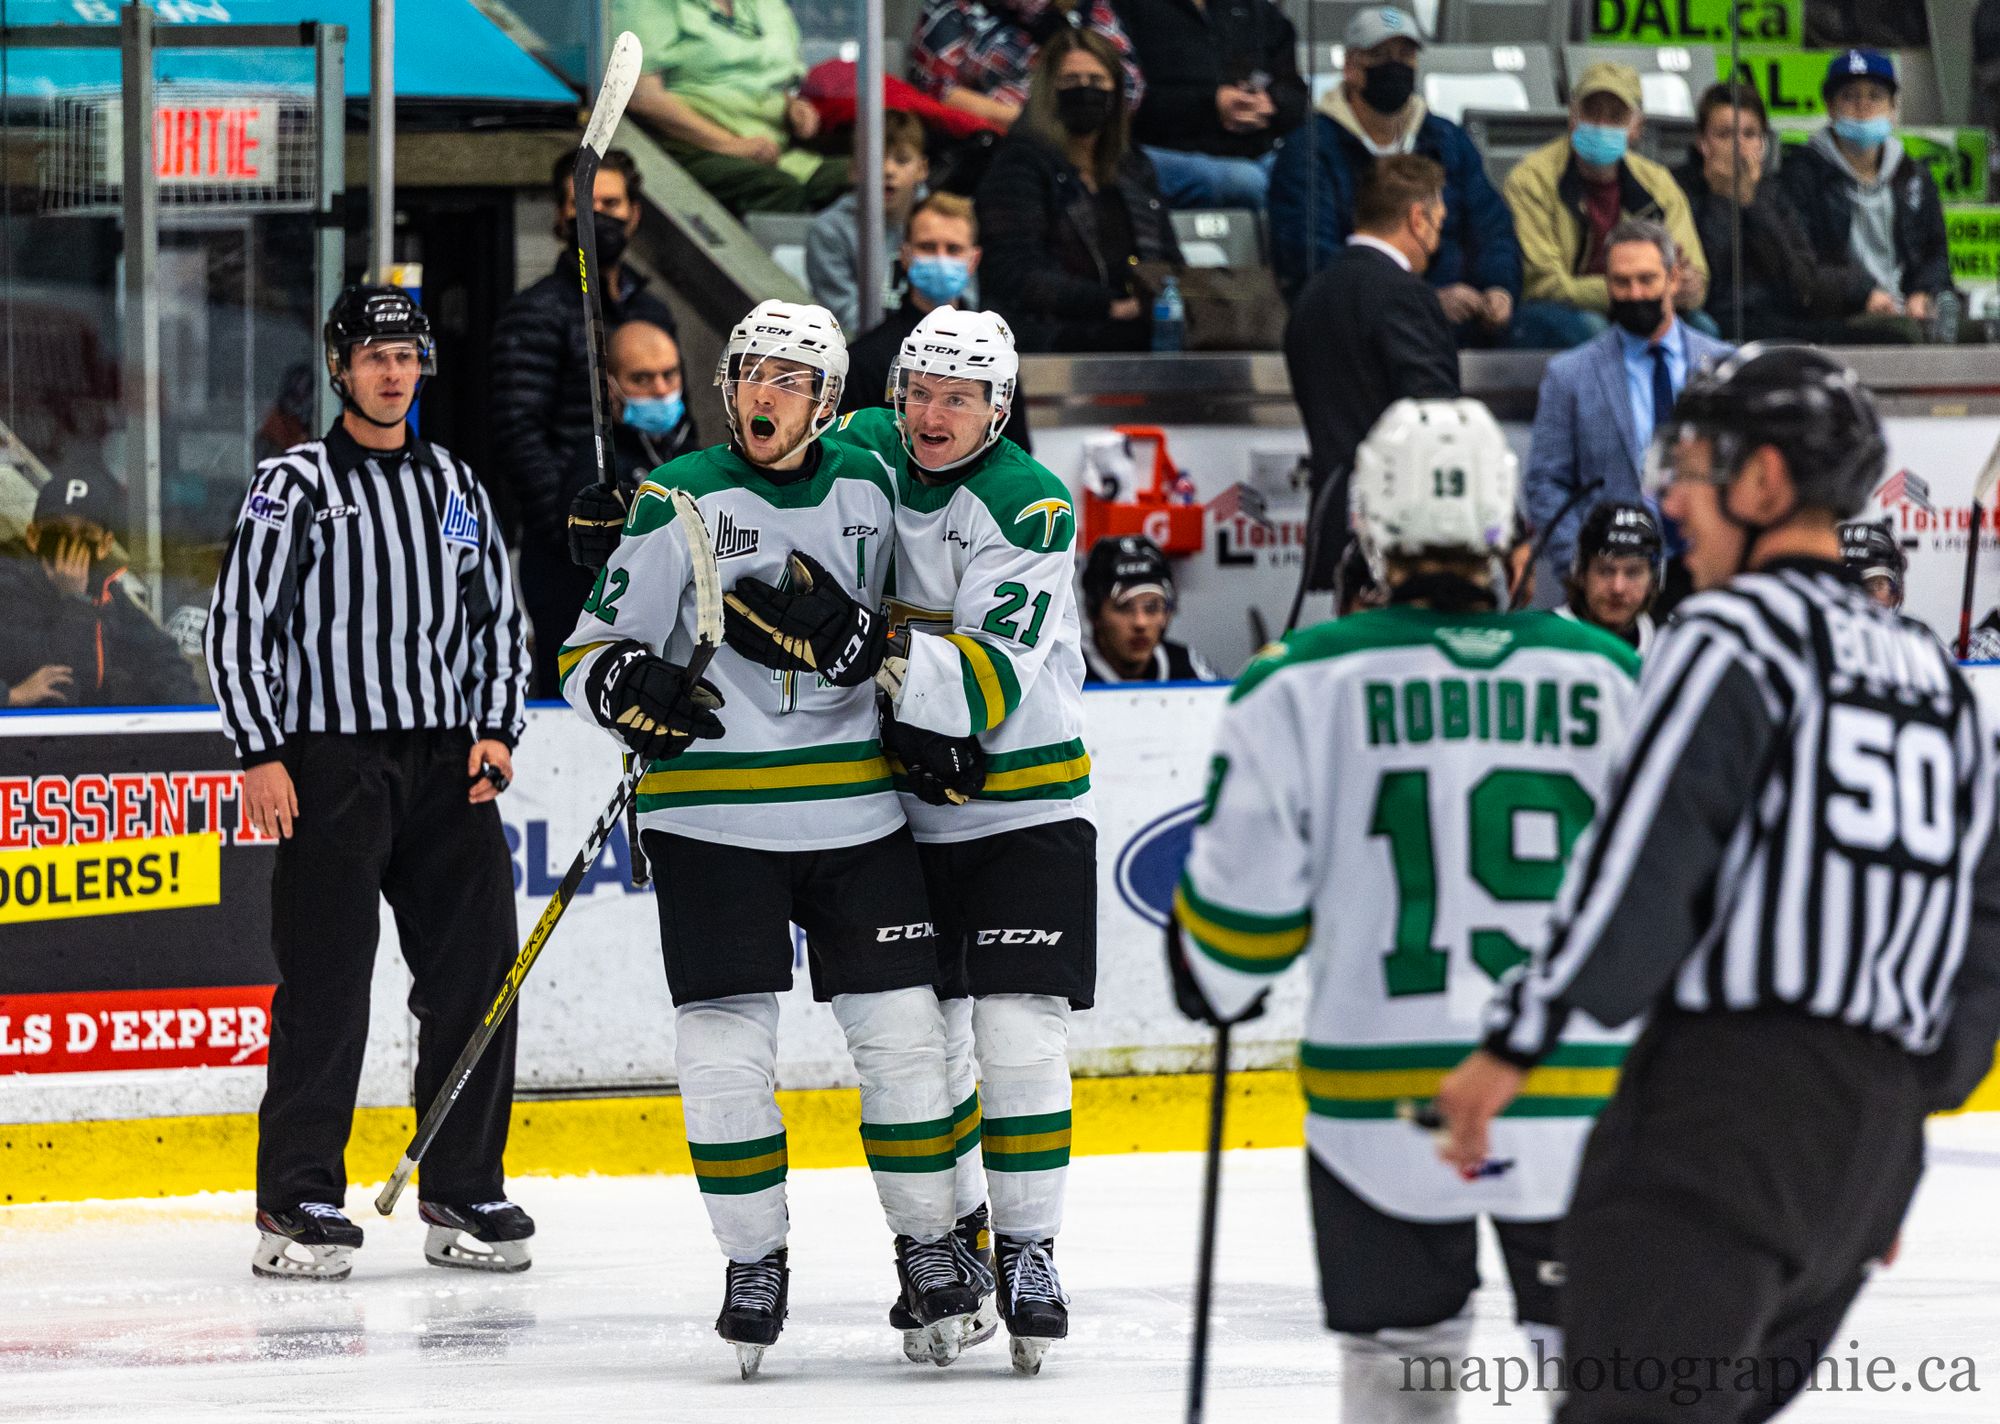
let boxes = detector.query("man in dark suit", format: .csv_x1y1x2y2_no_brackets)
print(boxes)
1284,153,1460,595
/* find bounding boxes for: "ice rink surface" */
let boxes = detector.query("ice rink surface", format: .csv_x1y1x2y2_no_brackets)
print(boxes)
7,1118,2000,1423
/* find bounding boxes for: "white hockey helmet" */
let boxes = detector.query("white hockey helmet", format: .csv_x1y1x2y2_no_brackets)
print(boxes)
714,299,849,463
1352,398,1519,580
889,307,1019,472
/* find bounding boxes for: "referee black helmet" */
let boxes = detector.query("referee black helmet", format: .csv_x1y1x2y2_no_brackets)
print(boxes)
324,285,436,424
1647,344,1886,520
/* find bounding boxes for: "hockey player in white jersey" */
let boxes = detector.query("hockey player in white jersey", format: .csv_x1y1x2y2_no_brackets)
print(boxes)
556,300,980,1376
724,308,1090,1375
1170,399,1641,1421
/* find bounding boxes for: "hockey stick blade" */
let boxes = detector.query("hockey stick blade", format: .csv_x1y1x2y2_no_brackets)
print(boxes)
582,31,643,161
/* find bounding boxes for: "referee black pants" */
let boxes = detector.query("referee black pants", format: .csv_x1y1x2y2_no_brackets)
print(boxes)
257,730,519,1211
1557,1008,1925,1424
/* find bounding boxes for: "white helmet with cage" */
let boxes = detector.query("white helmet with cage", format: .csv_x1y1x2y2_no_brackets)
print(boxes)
713,299,849,464
889,307,1019,472
1352,398,1518,579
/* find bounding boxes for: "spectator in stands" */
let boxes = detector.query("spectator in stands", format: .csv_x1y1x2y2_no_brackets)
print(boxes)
0,473,198,708
1267,5,1519,344
1559,499,1662,653
1522,218,1733,600
1505,61,1710,350
1676,82,1871,342
562,320,700,572
1285,154,1459,588
1777,49,1951,335
976,26,1183,352
490,149,678,698
1112,0,1306,210
619,0,848,216
1080,535,1216,682
909,0,1144,131
807,110,931,334
842,194,1032,450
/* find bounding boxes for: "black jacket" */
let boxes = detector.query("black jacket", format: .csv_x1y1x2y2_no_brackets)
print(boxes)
1112,0,1306,161
841,296,1033,453
0,554,200,708
562,410,702,508
488,259,677,549
1676,159,1864,329
975,132,1184,353
1776,137,1951,305
1285,243,1459,582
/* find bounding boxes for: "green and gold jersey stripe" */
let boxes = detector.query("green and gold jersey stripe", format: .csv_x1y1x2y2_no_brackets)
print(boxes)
944,633,1022,732
688,1131,789,1195
890,739,1092,804
860,1115,958,1174
555,639,614,694
983,1108,1071,1173
951,1092,982,1159
636,740,892,808
1298,1042,1624,1121
1174,874,1312,975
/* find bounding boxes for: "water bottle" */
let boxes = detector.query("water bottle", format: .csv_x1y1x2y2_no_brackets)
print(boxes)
1170,468,1198,505
1933,289,1962,345
1151,276,1185,354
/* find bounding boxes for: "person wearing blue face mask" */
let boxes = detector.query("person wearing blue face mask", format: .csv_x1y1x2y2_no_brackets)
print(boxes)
838,192,1033,452
563,320,700,572
1503,61,1712,351
1777,49,1951,340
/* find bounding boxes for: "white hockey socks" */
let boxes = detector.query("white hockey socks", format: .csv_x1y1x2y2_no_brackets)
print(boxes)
676,994,789,1262
832,987,957,1242
942,996,987,1219
972,995,1072,1242
1338,1316,1475,1424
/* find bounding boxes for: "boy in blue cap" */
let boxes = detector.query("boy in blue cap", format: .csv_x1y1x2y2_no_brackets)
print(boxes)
1777,48,1951,337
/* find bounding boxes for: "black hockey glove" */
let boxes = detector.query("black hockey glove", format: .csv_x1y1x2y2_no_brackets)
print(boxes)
724,551,895,687
568,483,629,570
1166,919,1267,1028
883,711,985,807
587,640,725,761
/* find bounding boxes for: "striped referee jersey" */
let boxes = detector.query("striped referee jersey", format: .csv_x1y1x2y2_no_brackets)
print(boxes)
207,423,527,764
1486,557,2000,1108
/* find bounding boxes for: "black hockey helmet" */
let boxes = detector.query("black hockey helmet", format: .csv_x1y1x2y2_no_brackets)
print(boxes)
323,284,434,428
1572,500,1664,582
1082,535,1175,614
1839,518,1906,586
1645,343,1885,520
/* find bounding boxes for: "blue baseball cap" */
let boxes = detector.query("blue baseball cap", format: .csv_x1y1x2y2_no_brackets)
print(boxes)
1822,48,1897,101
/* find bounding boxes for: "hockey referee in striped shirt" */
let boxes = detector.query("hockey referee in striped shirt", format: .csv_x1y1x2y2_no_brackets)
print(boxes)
207,286,535,1282
1437,346,2000,1422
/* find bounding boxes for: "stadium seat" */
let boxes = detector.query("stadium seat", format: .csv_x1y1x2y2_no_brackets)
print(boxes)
1460,108,1572,186
1564,44,1717,120
745,212,816,292
1418,43,1562,123
1170,209,1264,269
1446,0,1575,46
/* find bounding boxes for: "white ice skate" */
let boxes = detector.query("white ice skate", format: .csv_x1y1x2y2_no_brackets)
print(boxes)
251,1202,363,1282
418,1199,535,1272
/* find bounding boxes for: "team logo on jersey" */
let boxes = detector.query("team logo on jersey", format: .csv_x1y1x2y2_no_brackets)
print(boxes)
439,490,481,548
713,512,761,560
1014,497,1074,548
245,492,287,528
1435,627,1516,668
1114,800,1203,928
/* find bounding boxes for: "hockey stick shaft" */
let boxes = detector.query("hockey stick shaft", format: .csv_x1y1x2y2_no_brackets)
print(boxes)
1186,1019,1231,1424
1956,439,2000,659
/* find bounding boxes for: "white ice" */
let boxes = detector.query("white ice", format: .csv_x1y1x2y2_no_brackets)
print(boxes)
6,1118,2000,1423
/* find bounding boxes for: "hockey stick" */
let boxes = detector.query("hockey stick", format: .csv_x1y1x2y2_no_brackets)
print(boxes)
573,30,651,887
1186,1014,1231,1424
1956,441,2000,658
377,488,723,1216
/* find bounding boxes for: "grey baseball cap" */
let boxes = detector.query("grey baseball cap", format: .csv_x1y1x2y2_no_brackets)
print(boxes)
1345,6,1427,52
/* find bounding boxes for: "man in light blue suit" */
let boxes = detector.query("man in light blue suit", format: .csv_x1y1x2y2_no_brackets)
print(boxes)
1524,217,1734,604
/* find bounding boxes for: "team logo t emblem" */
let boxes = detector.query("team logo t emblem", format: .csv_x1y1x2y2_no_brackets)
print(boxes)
1015,497,1074,548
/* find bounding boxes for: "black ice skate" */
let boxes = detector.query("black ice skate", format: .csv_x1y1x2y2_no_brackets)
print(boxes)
889,1205,998,1362
996,1235,1069,1376
418,1199,535,1273
716,1248,789,1379
893,1231,984,1367
251,1202,364,1282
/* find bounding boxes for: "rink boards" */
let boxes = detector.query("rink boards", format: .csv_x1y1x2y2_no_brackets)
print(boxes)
4,677,2000,1202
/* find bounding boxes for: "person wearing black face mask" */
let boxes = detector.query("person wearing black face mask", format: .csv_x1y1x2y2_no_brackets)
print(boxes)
1110,0,1306,209
1522,218,1735,613
1265,6,1521,349
489,147,679,698
975,26,1185,352
0,472,198,708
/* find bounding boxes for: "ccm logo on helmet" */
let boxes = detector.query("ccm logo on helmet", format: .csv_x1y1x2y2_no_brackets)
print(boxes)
975,929,1063,946
876,922,937,942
